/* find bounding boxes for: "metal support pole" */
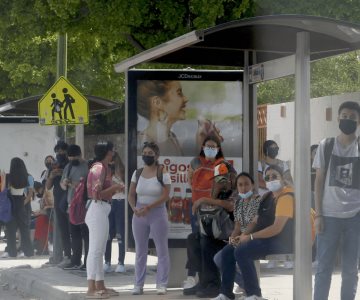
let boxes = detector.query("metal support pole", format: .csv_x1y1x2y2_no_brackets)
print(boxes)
75,125,84,154
294,31,312,300
251,51,258,187
243,51,250,172
53,33,67,264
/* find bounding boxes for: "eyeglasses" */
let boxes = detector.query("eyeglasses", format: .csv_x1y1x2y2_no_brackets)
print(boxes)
204,146,218,150
264,174,279,182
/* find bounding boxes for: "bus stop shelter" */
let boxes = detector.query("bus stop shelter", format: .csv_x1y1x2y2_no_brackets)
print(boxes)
114,15,360,299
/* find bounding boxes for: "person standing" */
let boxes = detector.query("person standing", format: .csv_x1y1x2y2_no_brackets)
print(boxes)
46,141,71,266
103,152,126,273
85,141,123,299
4,158,34,257
60,144,89,270
313,101,360,300
128,142,171,295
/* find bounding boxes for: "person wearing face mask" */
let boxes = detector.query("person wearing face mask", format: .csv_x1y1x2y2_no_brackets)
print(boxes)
258,140,293,195
46,141,72,266
60,144,89,270
218,165,294,300
212,173,276,300
128,142,171,295
313,101,360,300
183,136,225,294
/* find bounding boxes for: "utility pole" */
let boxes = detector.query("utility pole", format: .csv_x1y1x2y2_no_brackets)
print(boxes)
52,33,67,264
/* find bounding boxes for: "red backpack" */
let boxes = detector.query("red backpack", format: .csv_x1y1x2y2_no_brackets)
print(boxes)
69,176,88,225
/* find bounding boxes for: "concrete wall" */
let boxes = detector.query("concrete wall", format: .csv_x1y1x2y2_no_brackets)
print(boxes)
0,123,57,181
266,91,360,174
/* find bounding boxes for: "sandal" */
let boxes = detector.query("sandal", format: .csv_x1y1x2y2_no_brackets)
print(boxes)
85,290,110,299
103,288,119,297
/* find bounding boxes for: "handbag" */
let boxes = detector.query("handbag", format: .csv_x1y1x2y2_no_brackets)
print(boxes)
0,188,12,223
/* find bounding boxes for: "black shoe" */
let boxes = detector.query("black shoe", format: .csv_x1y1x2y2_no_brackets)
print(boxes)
62,263,81,270
183,283,198,296
196,286,219,298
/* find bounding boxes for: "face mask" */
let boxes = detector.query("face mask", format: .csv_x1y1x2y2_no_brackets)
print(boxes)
36,193,43,198
69,159,80,166
339,119,357,135
239,190,253,199
267,147,278,159
203,147,218,158
55,154,68,168
142,155,155,166
266,180,282,192
45,162,52,169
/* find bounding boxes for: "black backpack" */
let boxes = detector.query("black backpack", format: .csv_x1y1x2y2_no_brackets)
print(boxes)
135,165,164,187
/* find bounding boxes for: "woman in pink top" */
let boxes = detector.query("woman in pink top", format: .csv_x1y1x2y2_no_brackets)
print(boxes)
85,141,124,299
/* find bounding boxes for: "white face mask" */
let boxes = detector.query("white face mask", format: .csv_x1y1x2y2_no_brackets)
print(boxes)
238,190,253,199
266,179,282,192
203,147,218,158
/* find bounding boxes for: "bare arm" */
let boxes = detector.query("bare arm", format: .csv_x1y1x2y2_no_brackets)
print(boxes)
258,171,266,189
240,216,289,242
314,168,325,233
187,166,194,185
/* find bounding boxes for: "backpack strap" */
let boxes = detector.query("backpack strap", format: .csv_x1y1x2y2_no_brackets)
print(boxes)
135,168,144,187
156,165,165,187
324,137,335,175
190,157,201,170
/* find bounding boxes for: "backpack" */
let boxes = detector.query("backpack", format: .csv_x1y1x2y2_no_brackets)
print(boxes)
68,176,88,225
135,165,164,187
197,161,236,240
0,188,12,223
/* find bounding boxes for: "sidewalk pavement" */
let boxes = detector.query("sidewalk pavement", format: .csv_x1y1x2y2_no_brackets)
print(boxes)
0,242,354,300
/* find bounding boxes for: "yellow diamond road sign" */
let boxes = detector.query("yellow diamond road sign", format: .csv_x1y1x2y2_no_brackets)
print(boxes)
38,76,89,125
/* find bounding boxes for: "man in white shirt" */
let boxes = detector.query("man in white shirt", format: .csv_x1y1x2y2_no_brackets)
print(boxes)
313,101,360,300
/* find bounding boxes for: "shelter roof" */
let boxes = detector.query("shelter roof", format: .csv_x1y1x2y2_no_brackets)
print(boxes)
115,14,360,72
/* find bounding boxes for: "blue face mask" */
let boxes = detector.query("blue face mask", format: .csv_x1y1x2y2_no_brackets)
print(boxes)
238,190,253,199
203,147,218,158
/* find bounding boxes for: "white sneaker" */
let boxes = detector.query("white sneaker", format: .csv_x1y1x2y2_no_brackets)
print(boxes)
183,276,196,289
210,293,232,300
1,252,9,258
57,256,71,268
265,260,277,269
234,284,245,294
283,261,294,269
103,263,112,273
17,251,25,258
156,286,167,295
115,264,126,273
132,286,143,295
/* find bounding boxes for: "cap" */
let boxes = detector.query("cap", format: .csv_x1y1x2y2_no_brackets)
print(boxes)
213,162,230,182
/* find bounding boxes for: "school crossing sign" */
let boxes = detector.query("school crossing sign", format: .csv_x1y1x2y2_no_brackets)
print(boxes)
38,77,89,125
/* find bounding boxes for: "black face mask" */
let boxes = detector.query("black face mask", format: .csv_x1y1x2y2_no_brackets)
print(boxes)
55,154,68,168
45,162,52,170
267,147,279,159
36,193,43,198
69,159,80,166
142,155,155,166
339,119,357,135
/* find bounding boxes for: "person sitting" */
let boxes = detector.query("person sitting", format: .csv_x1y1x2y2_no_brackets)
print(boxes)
213,172,268,295
184,161,236,298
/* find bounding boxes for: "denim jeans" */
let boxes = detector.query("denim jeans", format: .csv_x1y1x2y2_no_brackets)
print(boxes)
214,244,243,299
234,237,292,297
314,214,360,300
104,199,126,265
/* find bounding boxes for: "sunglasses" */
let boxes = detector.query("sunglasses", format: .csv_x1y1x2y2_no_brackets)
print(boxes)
264,174,279,182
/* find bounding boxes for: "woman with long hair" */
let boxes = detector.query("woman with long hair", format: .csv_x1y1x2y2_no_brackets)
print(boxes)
5,157,34,258
103,151,127,273
85,141,124,299
128,142,171,295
